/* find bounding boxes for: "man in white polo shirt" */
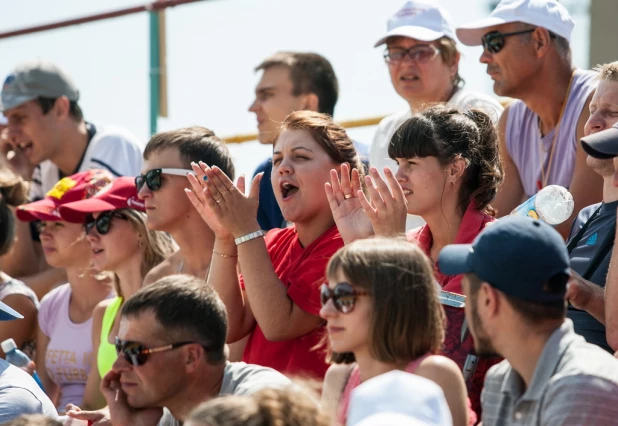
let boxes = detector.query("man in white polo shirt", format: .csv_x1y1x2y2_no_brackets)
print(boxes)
1,60,144,200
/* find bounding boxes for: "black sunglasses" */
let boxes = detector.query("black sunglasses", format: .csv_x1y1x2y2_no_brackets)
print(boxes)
320,282,368,314
85,211,127,235
135,168,193,192
115,337,197,367
481,29,536,54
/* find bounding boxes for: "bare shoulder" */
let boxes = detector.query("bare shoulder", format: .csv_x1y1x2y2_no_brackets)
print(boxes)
416,354,463,381
143,251,179,285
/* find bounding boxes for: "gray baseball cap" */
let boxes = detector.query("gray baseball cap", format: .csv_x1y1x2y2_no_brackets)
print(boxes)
1,60,79,112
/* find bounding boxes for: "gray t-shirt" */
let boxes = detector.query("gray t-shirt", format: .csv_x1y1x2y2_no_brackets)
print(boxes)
567,201,616,352
0,358,57,423
158,362,291,426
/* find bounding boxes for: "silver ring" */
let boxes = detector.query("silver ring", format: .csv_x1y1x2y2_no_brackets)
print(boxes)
344,193,353,200
215,198,222,204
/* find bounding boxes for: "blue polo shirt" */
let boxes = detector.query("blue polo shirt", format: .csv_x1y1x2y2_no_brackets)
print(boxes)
567,200,617,353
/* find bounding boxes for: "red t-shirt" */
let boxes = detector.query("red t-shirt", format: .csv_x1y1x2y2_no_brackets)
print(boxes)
407,203,501,421
240,225,343,379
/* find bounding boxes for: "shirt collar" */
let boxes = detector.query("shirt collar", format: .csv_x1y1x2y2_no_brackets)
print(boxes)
500,319,582,401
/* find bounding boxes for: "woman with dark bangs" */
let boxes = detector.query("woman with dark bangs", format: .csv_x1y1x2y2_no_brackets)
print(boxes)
327,104,504,418
320,238,469,426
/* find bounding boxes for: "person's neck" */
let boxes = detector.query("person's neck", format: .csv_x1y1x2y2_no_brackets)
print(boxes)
603,176,618,203
166,364,225,422
49,121,89,176
520,64,574,136
66,266,112,311
294,213,335,248
170,214,216,277
498,321,562,388
423,205,463,262
115,257,144,300
407,84,457,112
354,348,406,383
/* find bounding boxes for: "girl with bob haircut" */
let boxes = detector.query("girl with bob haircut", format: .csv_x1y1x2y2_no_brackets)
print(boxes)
186,110,363,379
58,176,175,410
320,237,469,426
328,104,504,417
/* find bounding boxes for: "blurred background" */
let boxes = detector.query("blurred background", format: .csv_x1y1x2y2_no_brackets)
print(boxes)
0,0,609,177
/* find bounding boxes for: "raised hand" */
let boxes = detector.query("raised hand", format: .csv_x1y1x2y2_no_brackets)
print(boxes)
65,404,111,425
186,161,262,239
357,167,408,237
325,163,374,244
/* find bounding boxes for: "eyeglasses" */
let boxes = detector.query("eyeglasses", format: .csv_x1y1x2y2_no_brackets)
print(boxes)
384,45,441,65
85,211,127,235
135,168,193,192
481,29,538,54
115,337,198,367
320,282,368,314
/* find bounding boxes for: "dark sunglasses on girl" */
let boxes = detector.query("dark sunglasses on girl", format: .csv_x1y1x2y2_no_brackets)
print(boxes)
134,168,194,192
115,337,198,367
85,211,127,235
320,282,368,314
481,28,537,54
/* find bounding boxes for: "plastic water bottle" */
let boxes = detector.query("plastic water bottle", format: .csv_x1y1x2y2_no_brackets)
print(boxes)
1,338,45,390
511,185,574,226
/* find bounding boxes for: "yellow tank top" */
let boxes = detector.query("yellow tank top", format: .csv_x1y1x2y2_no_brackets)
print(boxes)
97,296,123,378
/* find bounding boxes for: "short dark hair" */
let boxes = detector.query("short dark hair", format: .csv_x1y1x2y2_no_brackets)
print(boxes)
467,273,567,324
389,105,504,216
36,96,83,122
144,126,235,181
121,274,228,365
255,52,339,116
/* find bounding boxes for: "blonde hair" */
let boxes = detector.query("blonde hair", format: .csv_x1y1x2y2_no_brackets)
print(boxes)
187,385,330,426
594,61,618,82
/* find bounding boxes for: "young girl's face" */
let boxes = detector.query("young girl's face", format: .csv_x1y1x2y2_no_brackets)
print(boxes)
319,267,372,355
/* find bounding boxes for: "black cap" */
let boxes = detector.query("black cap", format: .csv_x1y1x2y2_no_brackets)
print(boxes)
581,127,618,159
438,216,570,302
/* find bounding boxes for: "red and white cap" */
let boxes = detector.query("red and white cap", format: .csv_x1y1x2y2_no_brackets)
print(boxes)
59,176,146,223
456,0,574,47
16,169,114,222
374,1,455,47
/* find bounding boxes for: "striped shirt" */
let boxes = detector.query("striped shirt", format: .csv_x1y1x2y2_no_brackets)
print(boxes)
481,319,618,426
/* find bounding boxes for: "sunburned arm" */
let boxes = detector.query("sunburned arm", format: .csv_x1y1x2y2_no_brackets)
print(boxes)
416,355,469,426
0,294,37,357
492,105,526,217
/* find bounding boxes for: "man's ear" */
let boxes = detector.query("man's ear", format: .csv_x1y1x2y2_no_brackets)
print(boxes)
303,93,320,112
480,282,500,318
184,344,204,373
54,96,71,120
532,27,553,57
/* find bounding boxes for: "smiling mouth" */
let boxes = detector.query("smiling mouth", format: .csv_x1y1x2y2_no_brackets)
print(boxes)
281,182,299,199
401,75,420,82
18,141,33,151
92,249,104,255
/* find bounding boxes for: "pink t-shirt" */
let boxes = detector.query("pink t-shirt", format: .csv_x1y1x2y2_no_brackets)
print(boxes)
38,284,109,410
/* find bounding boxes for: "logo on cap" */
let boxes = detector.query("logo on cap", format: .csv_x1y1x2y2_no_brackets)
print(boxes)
127,197,145,210
46,177,77,200
396,7,428,18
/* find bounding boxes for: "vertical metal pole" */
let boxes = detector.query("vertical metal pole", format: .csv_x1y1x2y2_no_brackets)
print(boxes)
149,10,160,135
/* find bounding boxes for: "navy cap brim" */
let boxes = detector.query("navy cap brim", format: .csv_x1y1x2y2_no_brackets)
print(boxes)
0,301,23,321
581,127,618,159
437,244,474,276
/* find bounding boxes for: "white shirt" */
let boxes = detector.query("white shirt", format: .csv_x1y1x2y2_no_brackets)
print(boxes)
30,122,144,200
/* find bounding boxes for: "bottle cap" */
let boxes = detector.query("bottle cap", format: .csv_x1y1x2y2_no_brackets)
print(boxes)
1,338,17,353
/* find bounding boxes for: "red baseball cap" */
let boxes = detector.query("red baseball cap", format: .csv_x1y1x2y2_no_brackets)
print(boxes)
59,176,146,223
16,169,114,222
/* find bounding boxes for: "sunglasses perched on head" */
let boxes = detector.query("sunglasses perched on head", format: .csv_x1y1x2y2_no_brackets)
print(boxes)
481,28,555,54
135,168,193,192
85,211,127,235
320,282,368,314
115,337,198,366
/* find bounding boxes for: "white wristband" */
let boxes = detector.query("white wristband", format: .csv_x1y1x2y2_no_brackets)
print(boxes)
234,230,265,246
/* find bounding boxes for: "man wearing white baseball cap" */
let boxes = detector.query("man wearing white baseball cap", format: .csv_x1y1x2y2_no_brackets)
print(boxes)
456,0,601,239
370,0,503,231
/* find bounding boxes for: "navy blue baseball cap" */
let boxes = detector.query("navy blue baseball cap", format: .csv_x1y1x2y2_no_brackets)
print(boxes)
438,216,570,302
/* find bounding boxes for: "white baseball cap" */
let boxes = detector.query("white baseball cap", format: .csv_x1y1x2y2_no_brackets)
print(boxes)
374,1,456,48
347,371,453,426
456,0,574,47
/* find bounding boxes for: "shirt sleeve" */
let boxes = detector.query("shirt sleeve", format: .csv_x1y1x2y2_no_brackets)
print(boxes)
286,235,342,316
541,375,618,425
84,133,143,177
0,387,45,422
